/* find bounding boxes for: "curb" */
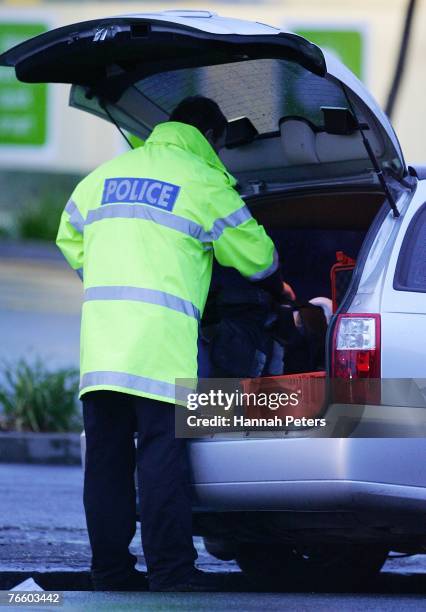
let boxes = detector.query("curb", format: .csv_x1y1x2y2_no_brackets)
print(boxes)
0,432,81,465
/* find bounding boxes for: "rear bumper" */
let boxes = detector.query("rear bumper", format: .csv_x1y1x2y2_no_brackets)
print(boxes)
79,431,426,515
189,437,426,514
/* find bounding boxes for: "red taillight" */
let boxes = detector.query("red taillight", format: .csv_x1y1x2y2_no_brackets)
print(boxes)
331,314,381,403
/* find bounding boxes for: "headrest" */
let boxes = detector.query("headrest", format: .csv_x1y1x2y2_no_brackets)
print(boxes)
280,116,383,165
280,118,319,165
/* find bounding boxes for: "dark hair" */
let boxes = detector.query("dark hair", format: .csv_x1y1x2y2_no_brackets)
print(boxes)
169,96,228,140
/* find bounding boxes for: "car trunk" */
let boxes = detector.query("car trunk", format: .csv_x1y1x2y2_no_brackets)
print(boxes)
198,186,386,434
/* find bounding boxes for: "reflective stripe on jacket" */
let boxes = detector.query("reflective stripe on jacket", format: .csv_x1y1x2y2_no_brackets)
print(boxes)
56,121,278,403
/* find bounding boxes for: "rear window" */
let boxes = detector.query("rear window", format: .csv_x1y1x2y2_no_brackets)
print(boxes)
394,203,426,292
134,58,349,134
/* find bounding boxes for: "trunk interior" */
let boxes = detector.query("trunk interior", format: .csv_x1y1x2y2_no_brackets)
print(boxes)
199,187,385,380
250,188,384,302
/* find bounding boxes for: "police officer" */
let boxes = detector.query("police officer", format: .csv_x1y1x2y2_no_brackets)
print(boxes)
57,96,283,591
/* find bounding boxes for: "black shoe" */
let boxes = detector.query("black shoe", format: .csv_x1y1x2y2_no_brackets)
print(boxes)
152,568,224,592
92,569,149,591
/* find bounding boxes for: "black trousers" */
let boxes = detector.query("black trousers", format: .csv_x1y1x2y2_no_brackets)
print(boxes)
82,391,197,589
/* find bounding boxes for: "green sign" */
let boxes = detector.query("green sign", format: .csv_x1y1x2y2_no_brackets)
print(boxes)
295,29,363,80
0,23,47,146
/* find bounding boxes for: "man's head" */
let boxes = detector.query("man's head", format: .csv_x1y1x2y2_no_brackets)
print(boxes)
169,96,228,152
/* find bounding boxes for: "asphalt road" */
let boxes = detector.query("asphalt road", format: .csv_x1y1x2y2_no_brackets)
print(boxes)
0,256,81,370
0,464,425,610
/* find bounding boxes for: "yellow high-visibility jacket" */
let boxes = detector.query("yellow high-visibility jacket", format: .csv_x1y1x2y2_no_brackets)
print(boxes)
56,121,278,404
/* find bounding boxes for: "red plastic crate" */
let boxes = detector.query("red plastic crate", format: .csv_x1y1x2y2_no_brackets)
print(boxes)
240,371,326,419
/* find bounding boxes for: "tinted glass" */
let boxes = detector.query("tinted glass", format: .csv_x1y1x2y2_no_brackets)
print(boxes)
395,203,426,292
134,58,348,134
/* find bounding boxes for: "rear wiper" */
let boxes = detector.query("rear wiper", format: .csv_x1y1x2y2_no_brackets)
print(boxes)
341,84,400,218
